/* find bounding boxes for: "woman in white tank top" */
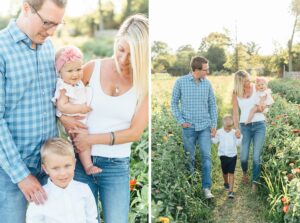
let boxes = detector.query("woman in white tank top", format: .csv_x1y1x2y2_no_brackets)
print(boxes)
232,71,266,192
61,14,148,223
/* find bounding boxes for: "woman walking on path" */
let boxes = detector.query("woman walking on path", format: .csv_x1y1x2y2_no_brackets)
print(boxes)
232,70,266,191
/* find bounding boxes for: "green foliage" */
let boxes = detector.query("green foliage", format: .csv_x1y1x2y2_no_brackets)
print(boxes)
0,16,10,30
260,95,300,222
268,78,300,104
198,32,231,52
79,37,114,61
205,46,227,72
152,41,175,73
129,131,149,223
167,45,196,76
151,83,225,222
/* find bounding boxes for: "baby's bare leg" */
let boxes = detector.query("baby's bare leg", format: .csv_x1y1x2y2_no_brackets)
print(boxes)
245,105,259,124
79,150,102,175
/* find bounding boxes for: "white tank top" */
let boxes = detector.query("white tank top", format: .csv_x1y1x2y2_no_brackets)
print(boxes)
237,85,265,123
87,60,137,158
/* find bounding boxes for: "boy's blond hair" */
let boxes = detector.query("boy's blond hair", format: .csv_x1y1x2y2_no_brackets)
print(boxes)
223,114,233,126
41,138,75,164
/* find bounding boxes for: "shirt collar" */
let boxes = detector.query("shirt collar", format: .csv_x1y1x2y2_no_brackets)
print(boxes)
188,73,205,82
47,178,75,193
8,19,35,48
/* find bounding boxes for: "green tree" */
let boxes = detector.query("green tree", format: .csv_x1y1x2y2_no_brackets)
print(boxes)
205,46,226,72
198,32,231,53
168,45,196,76
288,0,300,71
224,43,248,72
151,41,174,73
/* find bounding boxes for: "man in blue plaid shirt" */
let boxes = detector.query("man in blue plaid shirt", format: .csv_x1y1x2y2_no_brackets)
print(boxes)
0,0,67,222
171,56,218,199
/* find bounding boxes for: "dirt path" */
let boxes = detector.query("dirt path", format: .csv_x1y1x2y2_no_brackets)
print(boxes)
210,151,269,223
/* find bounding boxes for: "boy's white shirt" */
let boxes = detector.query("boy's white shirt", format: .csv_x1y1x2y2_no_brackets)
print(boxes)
26,179,98,223
211,128,242,157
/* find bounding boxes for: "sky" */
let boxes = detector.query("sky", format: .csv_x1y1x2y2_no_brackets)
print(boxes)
150,0,297,55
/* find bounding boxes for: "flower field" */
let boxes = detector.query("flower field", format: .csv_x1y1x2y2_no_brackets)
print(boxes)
151,73,300,223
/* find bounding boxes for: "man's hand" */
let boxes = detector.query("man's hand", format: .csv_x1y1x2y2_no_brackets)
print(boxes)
181,122,191,128
210,128,217,137
18,174,47,205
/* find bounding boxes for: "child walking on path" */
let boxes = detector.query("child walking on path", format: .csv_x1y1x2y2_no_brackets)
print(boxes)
245,77,274,125
212,115,242,199
26,138,98,223
52,46,101,175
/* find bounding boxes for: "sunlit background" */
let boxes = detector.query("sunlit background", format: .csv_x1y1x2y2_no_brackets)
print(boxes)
151,0,300,77
0,0,148,61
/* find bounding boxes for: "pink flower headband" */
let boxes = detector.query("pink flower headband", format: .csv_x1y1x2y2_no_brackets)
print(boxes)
55,46,83,72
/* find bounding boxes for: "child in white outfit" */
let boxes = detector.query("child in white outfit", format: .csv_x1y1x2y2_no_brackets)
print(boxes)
26,138,98,223
245,77,274,124
212,115,242,199
52,45,101,175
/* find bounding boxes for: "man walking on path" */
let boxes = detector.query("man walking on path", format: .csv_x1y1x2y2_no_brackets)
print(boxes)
171,56,218,199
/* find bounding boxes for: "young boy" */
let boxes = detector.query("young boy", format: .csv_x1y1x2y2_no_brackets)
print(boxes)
26,138,98,223
212,115,242,199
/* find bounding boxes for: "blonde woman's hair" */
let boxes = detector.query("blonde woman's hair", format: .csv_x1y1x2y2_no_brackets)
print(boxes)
113,14,149,107
233,70,251,98
41,138,75,164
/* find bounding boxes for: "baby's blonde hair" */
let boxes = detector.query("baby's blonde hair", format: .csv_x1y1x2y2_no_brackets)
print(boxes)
256,76,268,84
41,138,75,164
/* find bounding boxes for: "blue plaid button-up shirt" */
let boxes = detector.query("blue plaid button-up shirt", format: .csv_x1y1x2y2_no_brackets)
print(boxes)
171,73,218,131
0,20,58,183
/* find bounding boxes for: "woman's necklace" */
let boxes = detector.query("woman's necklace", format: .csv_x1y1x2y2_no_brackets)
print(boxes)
115,86,120,95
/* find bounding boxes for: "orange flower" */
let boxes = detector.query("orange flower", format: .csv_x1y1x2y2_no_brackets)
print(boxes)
281,196,287,203
283,205,289,213
130,179,137,191
159,217,170,223
294,168,300,173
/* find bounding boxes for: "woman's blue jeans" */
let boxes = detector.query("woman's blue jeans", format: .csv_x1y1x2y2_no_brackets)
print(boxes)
74,156,130,223
240,121,266,183
0,166,47,223
182,127,212,189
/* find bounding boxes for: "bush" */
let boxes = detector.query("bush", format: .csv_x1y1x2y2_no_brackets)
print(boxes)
80,37,114,61
260,95,300,223
268,78,300,104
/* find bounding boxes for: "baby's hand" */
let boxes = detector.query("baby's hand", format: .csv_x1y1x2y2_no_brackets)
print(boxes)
80,104,92,114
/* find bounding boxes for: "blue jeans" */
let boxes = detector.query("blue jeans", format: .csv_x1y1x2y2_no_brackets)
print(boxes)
240,121,266,183
0,166,47,223
182,127,212,189
74,156,130,223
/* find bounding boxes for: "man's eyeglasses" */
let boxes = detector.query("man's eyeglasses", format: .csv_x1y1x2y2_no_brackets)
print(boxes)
29,4,64,29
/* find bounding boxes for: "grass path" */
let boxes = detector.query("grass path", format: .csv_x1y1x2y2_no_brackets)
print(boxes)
210,151,269,223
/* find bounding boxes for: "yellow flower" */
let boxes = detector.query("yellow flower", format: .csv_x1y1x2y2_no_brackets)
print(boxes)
159,217,170,223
